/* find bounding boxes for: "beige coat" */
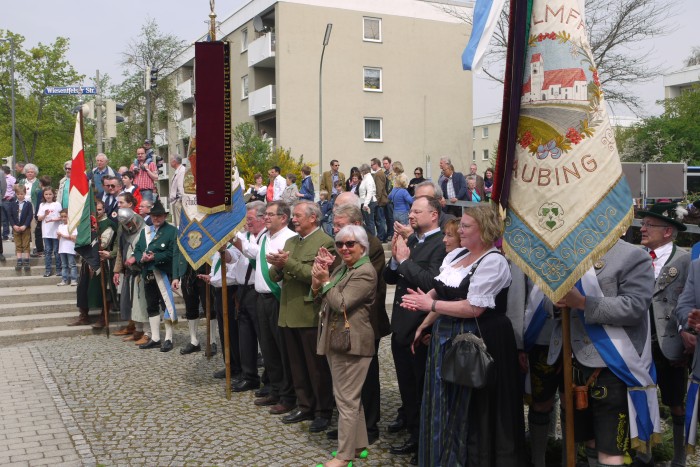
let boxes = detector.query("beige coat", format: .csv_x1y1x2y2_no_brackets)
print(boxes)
317,259,376,357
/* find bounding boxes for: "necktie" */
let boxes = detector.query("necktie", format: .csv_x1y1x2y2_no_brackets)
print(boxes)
649,250,656,260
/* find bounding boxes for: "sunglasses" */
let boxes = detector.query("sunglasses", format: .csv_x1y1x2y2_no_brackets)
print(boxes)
335,240,357,249
104,184,116,188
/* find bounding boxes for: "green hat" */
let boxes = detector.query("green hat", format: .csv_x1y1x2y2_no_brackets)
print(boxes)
150,199,167,216
637,202,688,231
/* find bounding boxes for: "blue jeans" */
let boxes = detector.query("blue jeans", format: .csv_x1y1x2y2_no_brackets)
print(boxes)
374,203,387,241
43,238,61,273
394,210,409,226
383,202,395,238
362,202,377,237
60,253,77,283
1,198,13,237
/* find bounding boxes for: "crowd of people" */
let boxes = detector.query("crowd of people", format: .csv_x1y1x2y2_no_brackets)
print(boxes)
8,148,700,467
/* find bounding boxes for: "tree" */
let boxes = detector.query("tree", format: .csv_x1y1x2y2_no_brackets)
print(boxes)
436,0,679,115
618,84,700,164
233,122,311,186
109,18,187,167
685,46,700,67
0,31,84,183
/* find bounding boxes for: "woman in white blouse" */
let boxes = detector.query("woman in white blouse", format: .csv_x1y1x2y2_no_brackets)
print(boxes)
401,204,525,466
357,163,377,236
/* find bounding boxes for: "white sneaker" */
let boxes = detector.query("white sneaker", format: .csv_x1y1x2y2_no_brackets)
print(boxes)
70,282,77,286
57,281,68,286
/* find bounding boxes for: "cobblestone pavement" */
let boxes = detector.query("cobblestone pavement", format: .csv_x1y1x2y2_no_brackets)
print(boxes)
0,328,408,466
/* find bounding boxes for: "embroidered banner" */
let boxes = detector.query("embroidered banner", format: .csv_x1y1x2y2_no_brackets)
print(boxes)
502,0,633,302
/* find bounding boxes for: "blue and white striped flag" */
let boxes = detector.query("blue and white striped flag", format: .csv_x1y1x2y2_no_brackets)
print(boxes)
462,0,506,71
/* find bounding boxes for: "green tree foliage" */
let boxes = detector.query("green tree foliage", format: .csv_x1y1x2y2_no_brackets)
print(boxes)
109,18,186,168
233,122,312,187
0,31,84,185
619,85,700,164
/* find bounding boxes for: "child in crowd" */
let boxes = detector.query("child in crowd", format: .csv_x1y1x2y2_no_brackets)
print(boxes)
318,190,333,236
388,173,413,225
37,187,62,277
281,173,299,205
56,209,78,286
11,185,33,271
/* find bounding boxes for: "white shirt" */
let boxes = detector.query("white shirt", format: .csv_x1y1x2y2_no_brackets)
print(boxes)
57,224,76,255
272,175,287,201
210,247,239,288
250,227,297,294
233,229,265,285
359,173,377,207
435,247,511,309
648,242,673,279
169,164,187,204
39,201,62,238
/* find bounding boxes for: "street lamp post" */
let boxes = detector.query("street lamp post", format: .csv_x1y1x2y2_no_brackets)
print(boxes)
1,37,16,169
318,24,332,196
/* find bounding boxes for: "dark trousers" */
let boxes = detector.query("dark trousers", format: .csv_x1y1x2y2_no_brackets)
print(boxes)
182,268,211,321
282,326,334,419
34,219,43,252
361,339,382,437
237,285,261,385
257,293,295,405
214,285,242,376
144,277,164,317
391,332,428,442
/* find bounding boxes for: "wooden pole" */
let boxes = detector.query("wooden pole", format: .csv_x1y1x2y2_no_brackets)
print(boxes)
562,307,575,467
99,260,109,337
220,249,231,400
205,263,212,359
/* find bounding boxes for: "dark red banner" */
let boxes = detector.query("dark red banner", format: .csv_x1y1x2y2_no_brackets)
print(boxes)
195,41,232,212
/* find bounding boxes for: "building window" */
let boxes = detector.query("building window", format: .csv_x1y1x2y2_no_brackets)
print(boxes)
364,118,382,142
241,75,249,99
482,127,489,138
241,29,248,52
472,151,476,162
363,17,381,42
483,149,489,160
363,67,382,91
472,128,476,139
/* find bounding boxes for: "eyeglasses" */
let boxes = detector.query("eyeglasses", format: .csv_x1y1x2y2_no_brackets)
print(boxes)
335,240,357,249
414,172,421,176
263,212,280,218
64,167,72,171
104,184,116,188
640,222,669,229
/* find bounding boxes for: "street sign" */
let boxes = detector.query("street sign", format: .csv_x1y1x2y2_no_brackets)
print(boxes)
43,86,97,95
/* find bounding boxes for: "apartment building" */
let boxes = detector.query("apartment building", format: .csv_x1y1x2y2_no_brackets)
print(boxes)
157,0,473,198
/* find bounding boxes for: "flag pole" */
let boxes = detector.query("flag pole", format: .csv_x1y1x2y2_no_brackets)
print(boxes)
562,307,575,467
220,249,231,400
205,263,212,359
100,260,110,337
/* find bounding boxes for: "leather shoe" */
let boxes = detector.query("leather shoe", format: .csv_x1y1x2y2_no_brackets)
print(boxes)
134,334,150,345
326,429,338,440
232,380,259,392
309,417,330,433
269,402,296,415
180,343,201,355
390,440,418,455
160,340,173,352
387,417,407,433
281,409,313,424
367,431,379,445
254,386,270,398
213,368,226,379
139,339,161,349
254,395,279,407
205,342,217,357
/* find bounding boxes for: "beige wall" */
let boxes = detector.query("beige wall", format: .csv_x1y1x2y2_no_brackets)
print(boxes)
275,2,472,180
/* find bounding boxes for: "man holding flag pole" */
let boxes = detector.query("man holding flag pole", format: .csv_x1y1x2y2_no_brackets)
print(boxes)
465,0,661,465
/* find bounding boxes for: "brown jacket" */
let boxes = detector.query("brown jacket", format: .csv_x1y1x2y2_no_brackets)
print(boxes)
372,170,388,206
316,259,376,357
320,170,346,195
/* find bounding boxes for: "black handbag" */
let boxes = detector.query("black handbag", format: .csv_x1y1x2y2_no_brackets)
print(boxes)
441,323,494,388
329,300,351,353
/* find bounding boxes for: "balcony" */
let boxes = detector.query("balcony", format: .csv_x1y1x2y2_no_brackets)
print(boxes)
248,85,276,116
248,33,276,68
178,78,194,103
179,117,192,139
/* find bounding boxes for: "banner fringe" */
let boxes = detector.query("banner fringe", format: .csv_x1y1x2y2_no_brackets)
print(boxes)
503,207,634,304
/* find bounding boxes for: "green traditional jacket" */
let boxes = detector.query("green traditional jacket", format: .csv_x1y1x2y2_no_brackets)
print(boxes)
270,228,338,328
133,221,178,278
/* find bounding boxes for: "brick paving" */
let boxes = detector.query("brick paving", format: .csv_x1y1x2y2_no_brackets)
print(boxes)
0,329,407,466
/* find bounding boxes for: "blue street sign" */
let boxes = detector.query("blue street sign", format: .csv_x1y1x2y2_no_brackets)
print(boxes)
43,86,97,95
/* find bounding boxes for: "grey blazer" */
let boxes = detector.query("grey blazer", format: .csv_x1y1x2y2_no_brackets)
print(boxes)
651,245,690,361
548,240,654,367
675,258,700,376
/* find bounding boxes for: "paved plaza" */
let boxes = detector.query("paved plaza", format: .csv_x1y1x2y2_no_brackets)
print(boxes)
0,328,407,466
